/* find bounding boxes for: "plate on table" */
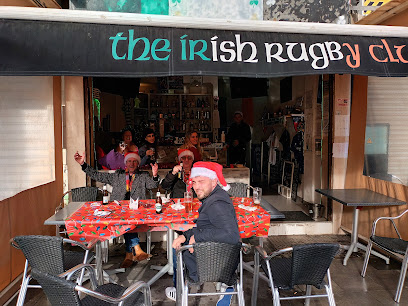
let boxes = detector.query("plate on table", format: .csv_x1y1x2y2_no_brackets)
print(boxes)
94,210,111,217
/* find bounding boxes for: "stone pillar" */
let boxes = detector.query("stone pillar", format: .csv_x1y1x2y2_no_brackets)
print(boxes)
332,74,352,234
65,76,86,189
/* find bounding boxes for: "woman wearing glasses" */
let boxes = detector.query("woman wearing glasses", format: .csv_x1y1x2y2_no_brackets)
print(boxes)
161,149,197,198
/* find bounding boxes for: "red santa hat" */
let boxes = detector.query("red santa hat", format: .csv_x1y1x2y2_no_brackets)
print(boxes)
178,148,194,162
190,161,230,191
124,152,141,165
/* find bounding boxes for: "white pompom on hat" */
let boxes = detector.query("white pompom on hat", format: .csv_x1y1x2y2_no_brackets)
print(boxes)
190,161,230,191
124,152,141,165
178,148,194,161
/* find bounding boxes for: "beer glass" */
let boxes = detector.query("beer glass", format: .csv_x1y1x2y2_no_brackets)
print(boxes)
253,187,262,206
184,191,193,213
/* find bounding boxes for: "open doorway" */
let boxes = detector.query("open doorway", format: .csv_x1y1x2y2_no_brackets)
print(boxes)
87,75,332,222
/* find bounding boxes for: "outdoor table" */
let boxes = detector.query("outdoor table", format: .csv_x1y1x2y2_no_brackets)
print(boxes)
44,196,279,285
316,188,406,265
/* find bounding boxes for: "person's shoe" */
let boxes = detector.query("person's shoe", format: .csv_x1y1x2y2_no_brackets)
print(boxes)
216,284,233,306
133,244,152,262
120,252,136,269
165,287,176,301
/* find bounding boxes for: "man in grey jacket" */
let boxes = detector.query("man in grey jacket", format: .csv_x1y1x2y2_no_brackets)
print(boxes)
165,161,240,302
74,151,159,268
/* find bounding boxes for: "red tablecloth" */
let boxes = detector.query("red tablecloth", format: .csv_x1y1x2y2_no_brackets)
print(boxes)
65,197,270,242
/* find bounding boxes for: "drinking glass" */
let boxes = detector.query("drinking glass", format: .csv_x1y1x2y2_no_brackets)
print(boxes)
253,187,262,206
184,191,193,213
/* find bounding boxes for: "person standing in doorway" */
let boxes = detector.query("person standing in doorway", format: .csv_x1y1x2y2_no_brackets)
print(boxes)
226,111,251,165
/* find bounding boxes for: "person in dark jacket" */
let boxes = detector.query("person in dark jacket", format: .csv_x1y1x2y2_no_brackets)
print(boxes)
165,162,240,301
138,128,157,166
74,151,159,268
161,148,197,198
226,111,251,165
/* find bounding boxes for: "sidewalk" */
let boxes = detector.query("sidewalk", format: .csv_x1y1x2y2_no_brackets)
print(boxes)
10,235,406,305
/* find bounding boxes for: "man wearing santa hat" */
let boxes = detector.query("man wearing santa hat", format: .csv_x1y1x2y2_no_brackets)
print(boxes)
74,150,159,268
165,161,240,302
161,148,197,198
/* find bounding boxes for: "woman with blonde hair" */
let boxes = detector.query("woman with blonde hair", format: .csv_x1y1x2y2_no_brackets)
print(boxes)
181,131,202,161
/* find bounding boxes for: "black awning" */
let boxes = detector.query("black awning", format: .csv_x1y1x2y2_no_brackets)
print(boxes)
1,18,408,77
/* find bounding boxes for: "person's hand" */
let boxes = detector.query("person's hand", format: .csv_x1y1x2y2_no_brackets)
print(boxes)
116,145,125,154
74,151,85,165
172,235,186,250
232,140,239,147
146,149,154,156
188,235,195,253
172,164,182,175
117,141,126,154
151,163,158,177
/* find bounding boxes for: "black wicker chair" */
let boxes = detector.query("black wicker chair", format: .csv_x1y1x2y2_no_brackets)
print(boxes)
176,241,245,306
227,183,250,198
361,209,408,303
252,243,340,306
55,186,102,236
31,264,151,306
12,235,96,306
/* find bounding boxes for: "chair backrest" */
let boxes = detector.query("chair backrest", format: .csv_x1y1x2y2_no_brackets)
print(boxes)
13,235,65,275
71,186,99,202
194,242,241,286
291,243,340,289
227,183,249,197
31,268,81,306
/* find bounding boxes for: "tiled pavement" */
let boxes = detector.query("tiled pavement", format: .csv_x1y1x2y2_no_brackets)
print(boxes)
9,235,408,305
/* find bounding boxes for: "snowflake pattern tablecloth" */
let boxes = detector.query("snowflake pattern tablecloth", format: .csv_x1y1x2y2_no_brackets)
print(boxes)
65,197,270,242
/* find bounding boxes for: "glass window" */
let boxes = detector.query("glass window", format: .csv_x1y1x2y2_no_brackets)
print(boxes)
363,77,408,185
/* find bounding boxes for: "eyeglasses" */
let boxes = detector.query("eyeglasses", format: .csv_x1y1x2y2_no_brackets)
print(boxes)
181,156,193,160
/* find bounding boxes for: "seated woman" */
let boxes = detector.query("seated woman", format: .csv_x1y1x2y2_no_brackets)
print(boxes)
98,140,126,170
138,128,157,166
122,127,138,154
161,149,196,198
98,129,138,170
180,131,202,162
74,150,158,268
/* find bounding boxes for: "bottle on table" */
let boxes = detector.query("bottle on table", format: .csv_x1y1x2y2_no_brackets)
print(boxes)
102,185,109,205
155,191,163,214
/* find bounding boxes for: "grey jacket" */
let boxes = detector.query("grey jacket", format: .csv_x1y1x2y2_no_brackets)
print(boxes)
81,163,159,200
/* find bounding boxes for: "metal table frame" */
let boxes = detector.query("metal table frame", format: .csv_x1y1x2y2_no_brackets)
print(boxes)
243,198,285,287
44,202,117,285
316,188,406,266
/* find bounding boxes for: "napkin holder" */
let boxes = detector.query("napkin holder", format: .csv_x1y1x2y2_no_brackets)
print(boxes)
129,198,139,210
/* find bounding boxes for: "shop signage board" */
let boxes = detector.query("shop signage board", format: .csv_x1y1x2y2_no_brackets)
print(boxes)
1,18,408,77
